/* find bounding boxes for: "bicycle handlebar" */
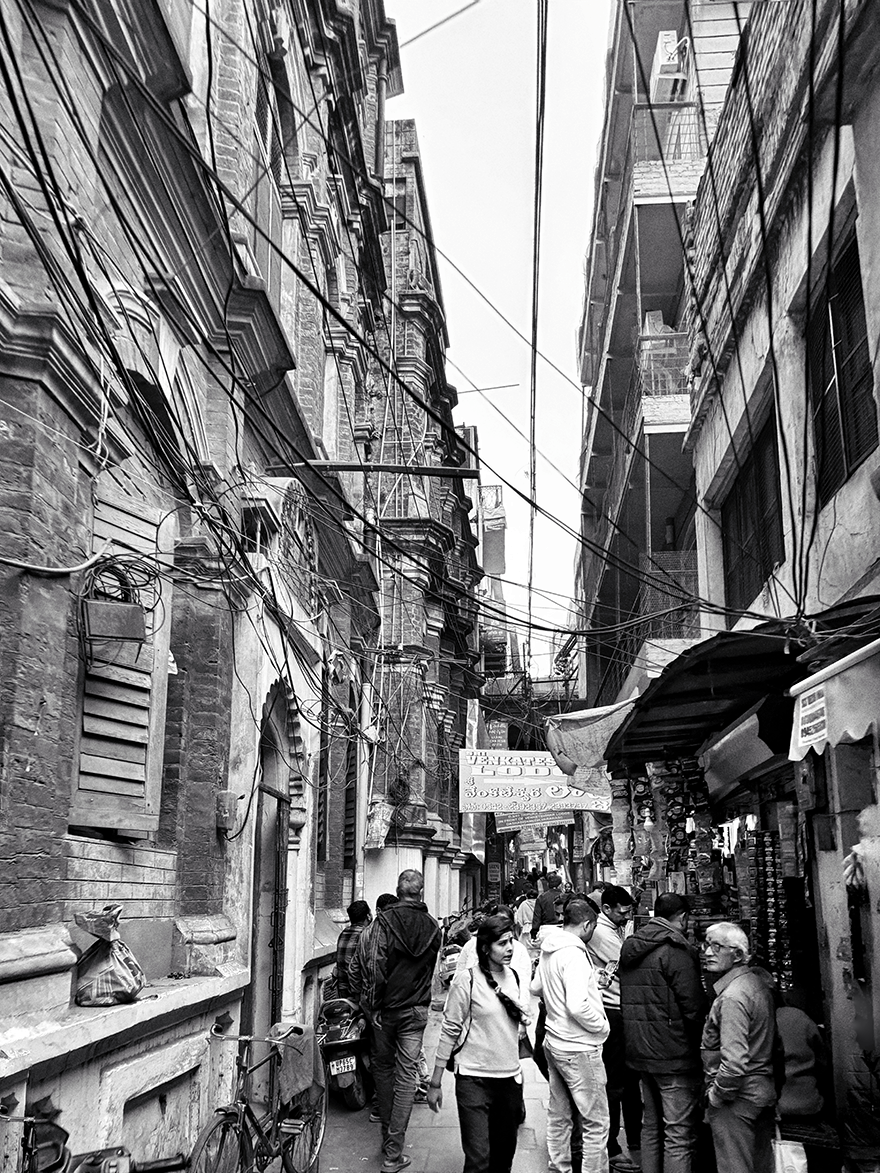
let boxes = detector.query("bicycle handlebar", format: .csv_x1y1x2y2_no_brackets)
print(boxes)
209,1024,304,1043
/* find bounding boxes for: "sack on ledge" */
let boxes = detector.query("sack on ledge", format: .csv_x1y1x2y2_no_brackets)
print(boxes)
74,903,146,1006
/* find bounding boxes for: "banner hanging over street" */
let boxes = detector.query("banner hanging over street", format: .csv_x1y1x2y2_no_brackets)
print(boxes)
494,809,575,832
459,749,611,815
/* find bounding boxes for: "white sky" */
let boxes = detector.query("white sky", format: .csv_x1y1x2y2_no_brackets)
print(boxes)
385,0,613,678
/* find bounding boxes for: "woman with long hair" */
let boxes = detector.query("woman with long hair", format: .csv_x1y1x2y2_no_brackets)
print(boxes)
427,914,531,1173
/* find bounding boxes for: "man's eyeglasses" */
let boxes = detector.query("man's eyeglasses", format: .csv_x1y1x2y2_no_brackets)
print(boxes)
703,940,731,954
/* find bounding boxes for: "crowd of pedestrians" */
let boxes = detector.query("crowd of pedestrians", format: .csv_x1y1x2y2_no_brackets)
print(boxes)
333,870,832,1173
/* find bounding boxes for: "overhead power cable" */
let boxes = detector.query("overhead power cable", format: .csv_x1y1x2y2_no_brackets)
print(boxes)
399,1,484,49
49,0,730,621
6,0,822,651
156,0,795,615
525,0,548,691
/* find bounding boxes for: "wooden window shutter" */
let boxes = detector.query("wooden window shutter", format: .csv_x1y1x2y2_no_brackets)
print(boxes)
70,476,174,835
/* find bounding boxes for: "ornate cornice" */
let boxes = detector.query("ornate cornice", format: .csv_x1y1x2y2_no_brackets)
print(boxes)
0,290,129,469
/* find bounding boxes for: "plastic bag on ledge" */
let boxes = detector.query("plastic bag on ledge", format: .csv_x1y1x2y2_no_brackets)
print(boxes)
74,903,146,1006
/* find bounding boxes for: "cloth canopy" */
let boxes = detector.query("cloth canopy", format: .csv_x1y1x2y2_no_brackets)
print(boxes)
545,694,638,774
789,637,880,761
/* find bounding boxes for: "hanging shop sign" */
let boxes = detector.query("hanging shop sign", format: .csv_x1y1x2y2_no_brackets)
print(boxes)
459,749,611,815
494,809,575,832
514,825,553,850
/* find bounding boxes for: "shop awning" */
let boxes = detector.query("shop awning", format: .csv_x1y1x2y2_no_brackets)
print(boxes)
788,636,880,760
545,694,639,774
604,628,806,771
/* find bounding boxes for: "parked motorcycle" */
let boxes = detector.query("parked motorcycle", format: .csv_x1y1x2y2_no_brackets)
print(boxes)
439,941,463,989
316,996,372,1110
438,907,472,990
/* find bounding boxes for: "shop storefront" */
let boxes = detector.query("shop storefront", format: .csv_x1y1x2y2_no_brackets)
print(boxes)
552,608,880,1168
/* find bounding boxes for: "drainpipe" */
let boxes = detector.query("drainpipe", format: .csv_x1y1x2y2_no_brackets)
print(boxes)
375,54,387,180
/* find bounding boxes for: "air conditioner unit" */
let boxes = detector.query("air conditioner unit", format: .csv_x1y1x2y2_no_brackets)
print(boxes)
649,31,688,103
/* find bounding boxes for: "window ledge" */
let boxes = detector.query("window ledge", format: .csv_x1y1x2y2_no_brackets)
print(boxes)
0,966,249,1083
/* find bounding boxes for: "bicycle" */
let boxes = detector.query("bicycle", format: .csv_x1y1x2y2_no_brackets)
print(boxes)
191,1023,326,1173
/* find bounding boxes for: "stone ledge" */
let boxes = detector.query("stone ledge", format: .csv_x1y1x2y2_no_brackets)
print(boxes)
0,925,77,985
171,913,238,977
0,966,248,1083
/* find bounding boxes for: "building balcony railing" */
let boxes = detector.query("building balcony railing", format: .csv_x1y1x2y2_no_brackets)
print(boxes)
631,103,704,166
583,103,705,382
623,332,690,441
592,332,690,556
636,331,689,396
595,550,700,706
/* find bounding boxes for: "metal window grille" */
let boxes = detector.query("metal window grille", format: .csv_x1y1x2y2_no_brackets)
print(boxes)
807,236,878,505
721,415,785,614
343,734,357,869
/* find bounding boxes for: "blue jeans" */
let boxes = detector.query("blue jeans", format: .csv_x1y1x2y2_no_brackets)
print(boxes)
639,1072,702,1173
372,1005,429,1162
545,1043,610,1173
455,1074,522,1173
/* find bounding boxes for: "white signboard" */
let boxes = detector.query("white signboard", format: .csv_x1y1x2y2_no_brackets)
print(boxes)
459,749,610,814
796,684,827,749
494,809,575,832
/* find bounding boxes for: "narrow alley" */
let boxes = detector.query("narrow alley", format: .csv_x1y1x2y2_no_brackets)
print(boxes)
320,1011,552,1173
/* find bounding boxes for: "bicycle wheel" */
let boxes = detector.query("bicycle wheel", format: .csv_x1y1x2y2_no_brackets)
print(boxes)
190,1111,252,1173
279,1085,326,1173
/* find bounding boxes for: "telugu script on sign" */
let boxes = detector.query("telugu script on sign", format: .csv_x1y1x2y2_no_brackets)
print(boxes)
458,750,612,814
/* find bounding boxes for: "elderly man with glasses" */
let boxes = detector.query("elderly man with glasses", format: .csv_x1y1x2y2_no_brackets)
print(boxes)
700,922,777,1173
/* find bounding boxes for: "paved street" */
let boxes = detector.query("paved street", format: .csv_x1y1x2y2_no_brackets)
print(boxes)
320,1009,551,1173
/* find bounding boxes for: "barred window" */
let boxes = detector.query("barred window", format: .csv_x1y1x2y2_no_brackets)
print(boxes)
721,415,784,614
806,236,878,505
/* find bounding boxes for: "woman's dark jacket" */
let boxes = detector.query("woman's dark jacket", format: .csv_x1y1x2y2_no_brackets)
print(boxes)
618,917,708,1074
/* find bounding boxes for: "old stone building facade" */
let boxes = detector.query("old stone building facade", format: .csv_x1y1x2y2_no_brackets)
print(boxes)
362,120,483,916
0,0,480,1159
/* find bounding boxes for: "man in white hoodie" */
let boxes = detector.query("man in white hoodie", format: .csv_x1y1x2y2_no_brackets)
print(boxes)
531,898,610,1173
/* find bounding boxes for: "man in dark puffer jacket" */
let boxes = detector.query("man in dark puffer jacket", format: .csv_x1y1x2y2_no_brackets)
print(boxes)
619,893,708,1173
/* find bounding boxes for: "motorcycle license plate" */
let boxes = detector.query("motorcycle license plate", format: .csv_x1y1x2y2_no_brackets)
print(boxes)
329,1055,357,1076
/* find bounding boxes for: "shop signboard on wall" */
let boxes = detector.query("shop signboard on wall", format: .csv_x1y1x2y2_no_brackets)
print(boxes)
487,862,502,883
459,750,611,815
795,684,827,750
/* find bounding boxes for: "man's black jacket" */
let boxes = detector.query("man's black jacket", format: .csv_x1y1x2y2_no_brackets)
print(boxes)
530,887,562,938
369,900,440,1014
619,917,708,1073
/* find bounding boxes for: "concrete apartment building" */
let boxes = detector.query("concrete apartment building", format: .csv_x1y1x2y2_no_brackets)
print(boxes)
680,2,880,1158
363,121,483,914
576,0,751,705
0,0,481,1157
573,1,880,1164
